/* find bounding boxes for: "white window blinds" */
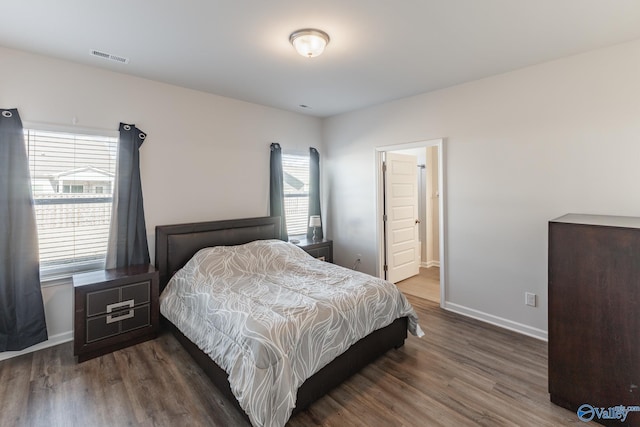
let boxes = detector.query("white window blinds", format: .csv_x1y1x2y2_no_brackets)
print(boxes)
282,153,309,236
24,128,118,279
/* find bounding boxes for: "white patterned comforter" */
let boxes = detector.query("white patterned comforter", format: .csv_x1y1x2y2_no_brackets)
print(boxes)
160,239,424,427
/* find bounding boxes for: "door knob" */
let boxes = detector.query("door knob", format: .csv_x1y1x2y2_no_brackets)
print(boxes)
415,219,421,224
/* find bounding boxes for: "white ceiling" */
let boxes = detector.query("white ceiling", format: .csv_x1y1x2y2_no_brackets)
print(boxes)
2,0,640,117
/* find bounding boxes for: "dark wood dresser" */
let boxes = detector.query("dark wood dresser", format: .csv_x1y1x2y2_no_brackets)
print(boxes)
548,214,640,426
73,264,159,362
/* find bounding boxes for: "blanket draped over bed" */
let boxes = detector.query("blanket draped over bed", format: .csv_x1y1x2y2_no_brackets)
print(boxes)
160,240,423,427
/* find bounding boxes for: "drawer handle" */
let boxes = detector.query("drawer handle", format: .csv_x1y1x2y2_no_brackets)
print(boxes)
106,299,134,313
106,309,134,324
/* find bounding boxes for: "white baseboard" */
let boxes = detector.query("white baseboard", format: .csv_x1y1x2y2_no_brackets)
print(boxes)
442,301,548,341
0,330,73,362
420,260,440,268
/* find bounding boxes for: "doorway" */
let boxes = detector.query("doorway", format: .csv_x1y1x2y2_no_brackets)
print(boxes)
375,139,445,306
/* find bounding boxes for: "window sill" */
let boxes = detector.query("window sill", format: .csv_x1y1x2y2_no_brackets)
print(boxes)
40,266,105,288
39,259,107,287
40,275,73,288
288,233,307,243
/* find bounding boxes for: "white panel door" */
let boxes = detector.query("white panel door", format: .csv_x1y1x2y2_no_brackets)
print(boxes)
384,152,420,283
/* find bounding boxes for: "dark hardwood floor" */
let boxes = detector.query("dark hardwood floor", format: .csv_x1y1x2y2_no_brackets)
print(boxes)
0,296,585,426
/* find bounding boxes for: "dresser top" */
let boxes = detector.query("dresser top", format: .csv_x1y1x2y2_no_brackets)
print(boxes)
73,264,156,288
551,214,640,229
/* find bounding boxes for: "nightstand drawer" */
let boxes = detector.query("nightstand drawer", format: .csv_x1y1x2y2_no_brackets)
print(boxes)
122,281,150,305
86,304,151,343
305,246,331,261
86,281,150,317
293,238,333,263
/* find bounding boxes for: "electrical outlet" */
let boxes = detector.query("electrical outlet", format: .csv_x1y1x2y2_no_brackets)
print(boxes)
525,292,537,307
352,255,362,271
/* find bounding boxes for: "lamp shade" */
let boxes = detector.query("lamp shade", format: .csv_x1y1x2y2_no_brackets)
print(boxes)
290,29,330,58
309,215,322,228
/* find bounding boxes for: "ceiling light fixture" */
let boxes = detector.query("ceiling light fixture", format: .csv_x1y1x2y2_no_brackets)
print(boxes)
289,29,330,58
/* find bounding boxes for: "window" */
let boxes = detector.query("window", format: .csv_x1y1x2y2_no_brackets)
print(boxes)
24,128,118,279
62,184,84,193
282,153,309,236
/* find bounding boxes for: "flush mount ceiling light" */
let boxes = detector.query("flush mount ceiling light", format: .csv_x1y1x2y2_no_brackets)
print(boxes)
289,29,330,58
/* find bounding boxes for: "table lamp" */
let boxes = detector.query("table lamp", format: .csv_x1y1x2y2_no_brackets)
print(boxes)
309,215,321,241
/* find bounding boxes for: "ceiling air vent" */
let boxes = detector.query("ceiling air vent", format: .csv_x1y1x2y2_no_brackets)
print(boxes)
90,49,129,64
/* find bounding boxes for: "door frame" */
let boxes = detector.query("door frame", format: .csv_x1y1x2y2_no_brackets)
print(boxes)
375,138,446,307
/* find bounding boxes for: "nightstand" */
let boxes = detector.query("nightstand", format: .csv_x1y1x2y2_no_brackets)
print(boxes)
294,237,333,263
73,264,159,362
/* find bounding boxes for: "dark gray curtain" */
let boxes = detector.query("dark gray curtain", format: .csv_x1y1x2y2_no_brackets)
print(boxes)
0,108,48,351
106,123,150,269
307,147,323,239
269,143,288,241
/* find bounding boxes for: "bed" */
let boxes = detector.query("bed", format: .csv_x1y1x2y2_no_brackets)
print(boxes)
155,216,423,427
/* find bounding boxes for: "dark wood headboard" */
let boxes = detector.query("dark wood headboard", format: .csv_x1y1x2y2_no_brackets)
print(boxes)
155,216,282,290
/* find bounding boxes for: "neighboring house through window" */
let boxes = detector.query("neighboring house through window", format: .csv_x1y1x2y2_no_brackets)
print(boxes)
282,153,309,236
24,128,118,279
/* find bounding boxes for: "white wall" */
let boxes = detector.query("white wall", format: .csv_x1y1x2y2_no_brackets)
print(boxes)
324,39,640,339
0,46,322,359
